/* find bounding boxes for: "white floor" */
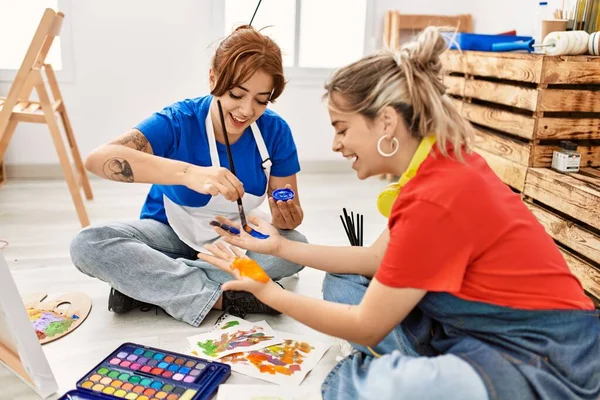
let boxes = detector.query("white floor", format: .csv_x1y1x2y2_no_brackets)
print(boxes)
0,172,390,399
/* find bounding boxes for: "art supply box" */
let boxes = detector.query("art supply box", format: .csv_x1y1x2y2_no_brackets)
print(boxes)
57,342,230,400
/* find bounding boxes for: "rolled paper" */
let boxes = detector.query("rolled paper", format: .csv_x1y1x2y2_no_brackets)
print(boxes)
588,31,600,56
574,31,589,54
543,31,589,55
230,257,270,283
543,31,568,55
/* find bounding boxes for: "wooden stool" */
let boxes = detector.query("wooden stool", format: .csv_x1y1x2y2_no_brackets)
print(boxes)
0,8,92,227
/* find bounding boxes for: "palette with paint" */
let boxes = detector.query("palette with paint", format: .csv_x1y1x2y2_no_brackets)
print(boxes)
58,342,230,400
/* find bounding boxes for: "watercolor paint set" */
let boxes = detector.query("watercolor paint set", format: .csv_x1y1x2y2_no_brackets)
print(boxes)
58,342,230,400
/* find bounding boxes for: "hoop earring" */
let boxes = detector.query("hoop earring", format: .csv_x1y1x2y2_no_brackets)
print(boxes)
377,135,399,157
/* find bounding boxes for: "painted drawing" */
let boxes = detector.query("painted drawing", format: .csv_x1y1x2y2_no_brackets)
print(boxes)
219,332,331,386
187,320,284,360
220,320,240,330
214,314,248,331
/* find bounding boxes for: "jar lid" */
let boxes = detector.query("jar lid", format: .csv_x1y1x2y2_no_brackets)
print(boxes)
560,141,577,151
272,188,295,201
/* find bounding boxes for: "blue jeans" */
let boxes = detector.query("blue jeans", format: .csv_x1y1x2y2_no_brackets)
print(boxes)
69,218,306,327
322,273,600,400
321,273,488,400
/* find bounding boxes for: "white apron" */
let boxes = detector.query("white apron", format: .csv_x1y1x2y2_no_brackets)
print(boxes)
163,102,272,253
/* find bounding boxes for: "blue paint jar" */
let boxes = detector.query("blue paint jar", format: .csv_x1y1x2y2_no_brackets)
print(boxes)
272,188,295,201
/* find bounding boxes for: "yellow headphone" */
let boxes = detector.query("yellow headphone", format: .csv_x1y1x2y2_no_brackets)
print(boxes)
376,135,437,218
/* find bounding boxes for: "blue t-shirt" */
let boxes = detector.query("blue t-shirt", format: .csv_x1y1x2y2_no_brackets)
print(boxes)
135,95,301,225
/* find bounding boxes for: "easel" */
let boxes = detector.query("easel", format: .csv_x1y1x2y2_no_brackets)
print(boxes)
0,8,92,227
0,251,59,399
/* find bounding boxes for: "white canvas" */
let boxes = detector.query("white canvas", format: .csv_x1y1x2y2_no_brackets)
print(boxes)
0,251,58,399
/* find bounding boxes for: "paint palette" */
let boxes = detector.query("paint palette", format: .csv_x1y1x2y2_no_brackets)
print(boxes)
58,342,230,400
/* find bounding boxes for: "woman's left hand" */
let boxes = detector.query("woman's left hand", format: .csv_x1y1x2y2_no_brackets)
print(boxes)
198,242,278,296
269,184,303,230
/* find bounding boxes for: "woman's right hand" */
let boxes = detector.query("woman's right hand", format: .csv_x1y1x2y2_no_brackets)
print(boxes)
208,215,284,256
182,165,244,201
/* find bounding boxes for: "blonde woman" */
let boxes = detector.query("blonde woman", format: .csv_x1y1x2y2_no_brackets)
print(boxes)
199,27,600,400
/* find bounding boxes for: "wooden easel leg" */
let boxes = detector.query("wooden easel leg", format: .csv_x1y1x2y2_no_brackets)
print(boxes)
0,119,18,161
0,160,5,186
35,79,90,227
58,109,93,200
0,119,19,186
45,65,93,200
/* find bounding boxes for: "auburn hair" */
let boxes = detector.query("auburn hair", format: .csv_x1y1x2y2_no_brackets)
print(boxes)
211,25,285,102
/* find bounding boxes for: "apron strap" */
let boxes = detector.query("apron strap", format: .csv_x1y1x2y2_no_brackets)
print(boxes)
204,98,272,174
204,100,220,167
250,122,272,171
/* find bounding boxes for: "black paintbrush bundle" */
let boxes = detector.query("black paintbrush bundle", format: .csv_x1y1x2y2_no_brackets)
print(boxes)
340,208,363,246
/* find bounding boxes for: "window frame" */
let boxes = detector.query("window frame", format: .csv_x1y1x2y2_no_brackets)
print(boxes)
210,0,378,86
0,0,75,83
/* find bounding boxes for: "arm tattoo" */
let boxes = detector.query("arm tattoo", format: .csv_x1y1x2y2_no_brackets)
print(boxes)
111,130,151,153
103,158,134,182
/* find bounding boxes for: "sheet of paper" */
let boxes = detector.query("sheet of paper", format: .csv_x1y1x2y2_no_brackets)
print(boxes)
187,319,284,361
216,384,319,400
217,331,331,386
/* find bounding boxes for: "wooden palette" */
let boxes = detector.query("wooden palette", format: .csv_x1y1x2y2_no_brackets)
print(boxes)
22,292,92,344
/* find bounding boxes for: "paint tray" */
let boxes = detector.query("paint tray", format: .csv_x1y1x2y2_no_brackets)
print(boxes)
444,32,534,52
57,342,231,400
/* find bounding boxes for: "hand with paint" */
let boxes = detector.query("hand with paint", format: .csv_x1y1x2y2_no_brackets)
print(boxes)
269,184,303,230
198,242,279,295
208,215,283,256
230,257,270,283
182,165,245,202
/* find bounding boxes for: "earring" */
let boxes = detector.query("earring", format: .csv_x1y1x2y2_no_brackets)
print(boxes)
377,135,399,157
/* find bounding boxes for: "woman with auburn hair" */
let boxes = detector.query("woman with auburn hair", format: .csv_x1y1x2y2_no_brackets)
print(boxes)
200,27,599,399
69,25,307,327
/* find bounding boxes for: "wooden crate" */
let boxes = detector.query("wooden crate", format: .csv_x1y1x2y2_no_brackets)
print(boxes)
442,50,600,191
523,167,600,305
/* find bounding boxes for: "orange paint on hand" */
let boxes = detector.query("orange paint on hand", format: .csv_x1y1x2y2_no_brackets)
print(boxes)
230,257,270,283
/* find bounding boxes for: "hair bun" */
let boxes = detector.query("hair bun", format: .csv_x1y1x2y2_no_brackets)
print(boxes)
400,26,448,76
233,24,254,33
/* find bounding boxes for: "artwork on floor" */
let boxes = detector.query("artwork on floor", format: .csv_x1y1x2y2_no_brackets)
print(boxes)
216,384,317,400
187,318,284,361
186,316,331,385
218,331,331,386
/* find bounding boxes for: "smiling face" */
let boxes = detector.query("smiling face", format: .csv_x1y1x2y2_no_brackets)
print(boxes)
329,92,400,179
209,68,274,137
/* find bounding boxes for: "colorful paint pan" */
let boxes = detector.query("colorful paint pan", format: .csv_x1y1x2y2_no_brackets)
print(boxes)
57,342,230,400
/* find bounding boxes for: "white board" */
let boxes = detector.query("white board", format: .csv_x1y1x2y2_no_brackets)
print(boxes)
0,250,58,399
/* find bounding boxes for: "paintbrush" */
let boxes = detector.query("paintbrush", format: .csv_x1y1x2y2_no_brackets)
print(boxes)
340,208,363,246
216,100,249,228
216,100,269,239
209,220,241,235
